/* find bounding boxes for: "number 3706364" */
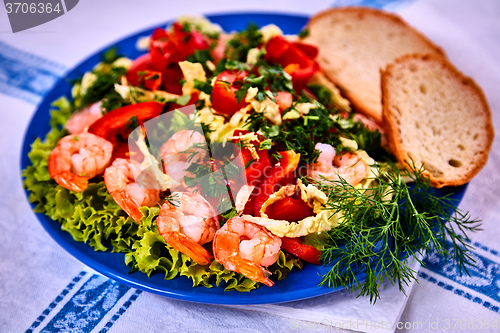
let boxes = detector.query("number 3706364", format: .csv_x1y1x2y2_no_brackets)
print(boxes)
5,2,62,14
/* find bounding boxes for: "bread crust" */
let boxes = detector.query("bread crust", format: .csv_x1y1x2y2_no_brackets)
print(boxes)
305,7,445,123
381,54,494,187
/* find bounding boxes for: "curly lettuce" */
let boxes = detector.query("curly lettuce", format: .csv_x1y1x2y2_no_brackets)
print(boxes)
22,97,139,252
23,97,303,291
125,207,303,291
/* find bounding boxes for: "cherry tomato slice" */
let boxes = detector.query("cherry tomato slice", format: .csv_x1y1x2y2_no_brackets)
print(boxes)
141,71,162,91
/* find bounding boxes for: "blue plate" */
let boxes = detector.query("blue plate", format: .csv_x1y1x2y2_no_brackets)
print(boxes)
20,12,467,305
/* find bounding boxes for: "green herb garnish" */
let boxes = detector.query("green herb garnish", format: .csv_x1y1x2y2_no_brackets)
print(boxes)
298,28,310,39
80,66,127,110
316,162,480,303
225,23,263,61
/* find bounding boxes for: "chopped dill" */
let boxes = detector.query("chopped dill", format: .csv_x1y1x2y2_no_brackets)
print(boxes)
80,66,127,109
225,23,263,62
312,162,481,303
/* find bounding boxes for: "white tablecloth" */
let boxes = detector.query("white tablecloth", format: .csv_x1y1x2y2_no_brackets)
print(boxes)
1,0,499,332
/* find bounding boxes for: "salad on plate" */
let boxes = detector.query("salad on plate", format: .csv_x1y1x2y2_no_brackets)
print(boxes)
23,14,480,302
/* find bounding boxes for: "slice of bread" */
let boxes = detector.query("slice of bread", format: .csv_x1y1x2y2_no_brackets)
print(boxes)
303,7,445,122
382,54,494,188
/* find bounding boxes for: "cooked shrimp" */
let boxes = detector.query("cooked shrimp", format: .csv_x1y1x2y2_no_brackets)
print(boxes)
210,32,230,63
159,129,207,190
65,102,103,134
212,216,282,286
48,132,113,192
104,158,160,222
157,192,219,265
308,143,369,186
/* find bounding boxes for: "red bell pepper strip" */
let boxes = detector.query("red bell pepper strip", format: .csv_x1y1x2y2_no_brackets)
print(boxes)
169,22,210,60
242,186,258,215
292,41,319,60
145,23,212,94
141,71,163,91
212,70,249,116
265,36,319,91
253,150,300,216
281,237,321,265
111,140,142,161
88,101,164,144
264,35,290,62
284,63,318,92
233,130,272,186
126,53,153,87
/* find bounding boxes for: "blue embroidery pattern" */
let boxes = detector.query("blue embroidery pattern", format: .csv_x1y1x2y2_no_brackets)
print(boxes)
0,41,66,104
466,239,500,259
98,290,143,333
423,240,500,305
26,271,87,333
419,271,500,314
39,274,131,333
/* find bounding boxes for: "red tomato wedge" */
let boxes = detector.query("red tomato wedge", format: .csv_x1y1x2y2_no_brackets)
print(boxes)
275,91,293,112
265,197,314,222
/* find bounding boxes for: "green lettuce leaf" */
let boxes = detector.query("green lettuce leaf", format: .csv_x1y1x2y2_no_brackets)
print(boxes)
23,96,304,291
23,97,139,253
127,207,303,291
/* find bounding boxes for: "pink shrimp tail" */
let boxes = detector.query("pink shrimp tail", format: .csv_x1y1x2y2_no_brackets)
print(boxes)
212,229,274,287
113,191,144,223
234,259,274,286
53,172,89,192
164,232,213,265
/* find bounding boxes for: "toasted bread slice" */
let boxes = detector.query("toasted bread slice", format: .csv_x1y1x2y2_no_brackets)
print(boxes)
382,54,494,187
304,7,445,122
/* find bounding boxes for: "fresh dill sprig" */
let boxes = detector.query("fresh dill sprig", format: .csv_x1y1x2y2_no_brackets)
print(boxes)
233,63,294,103
313,162,481,303
165,193,180,207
